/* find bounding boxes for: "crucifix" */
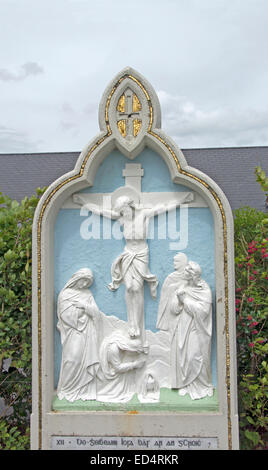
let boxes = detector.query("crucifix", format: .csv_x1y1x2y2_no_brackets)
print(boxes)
72,163,199,349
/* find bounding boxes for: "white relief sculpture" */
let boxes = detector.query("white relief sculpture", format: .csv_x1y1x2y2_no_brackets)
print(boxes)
138,371,160,403
53,77,213,407
157,252,188,335
156,252,189,390
31,67,240,450
97,331,146,403
73,188,194,346
168,261,214,400
56,268,101,402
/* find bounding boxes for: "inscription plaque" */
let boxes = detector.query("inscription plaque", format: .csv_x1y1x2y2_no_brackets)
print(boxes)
51,435,218,450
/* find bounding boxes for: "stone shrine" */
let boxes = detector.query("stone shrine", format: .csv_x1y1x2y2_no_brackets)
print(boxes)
31,67,239,450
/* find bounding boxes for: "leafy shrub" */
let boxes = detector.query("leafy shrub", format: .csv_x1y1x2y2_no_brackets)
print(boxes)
234,204,268,449
0,188,46,450
0,420,30,450
255,165,268,208
0,182,267,450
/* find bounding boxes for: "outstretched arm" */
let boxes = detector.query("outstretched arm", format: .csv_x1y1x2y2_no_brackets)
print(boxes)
73,193,119,219
144,192,194,218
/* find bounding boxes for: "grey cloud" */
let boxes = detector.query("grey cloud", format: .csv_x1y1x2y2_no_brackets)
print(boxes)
21,62,43,76
59,100,98,133
61,102,76,115
157,90,268,148
1,1,268,152
0,125,41,152
83,102,98,115
60,121,77,131
0,62,44,82
60,103,78,132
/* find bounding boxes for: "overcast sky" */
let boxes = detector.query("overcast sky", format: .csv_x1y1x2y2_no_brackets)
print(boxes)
1,0,268,153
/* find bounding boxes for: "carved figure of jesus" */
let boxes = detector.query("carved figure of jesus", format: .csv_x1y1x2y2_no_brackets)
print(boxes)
73,191,193,345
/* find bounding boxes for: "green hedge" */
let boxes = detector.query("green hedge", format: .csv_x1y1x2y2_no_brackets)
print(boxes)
234,206,268,449
0,187,267,450
0,189,45,449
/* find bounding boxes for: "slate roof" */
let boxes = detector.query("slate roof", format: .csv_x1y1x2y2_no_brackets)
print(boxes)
0,146,267,212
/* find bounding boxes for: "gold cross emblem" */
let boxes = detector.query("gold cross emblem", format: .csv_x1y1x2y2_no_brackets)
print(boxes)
116,89,142,138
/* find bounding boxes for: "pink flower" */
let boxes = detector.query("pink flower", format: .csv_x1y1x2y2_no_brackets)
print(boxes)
247,297,254,302
247,315,253,321
238,264,243,268
249,276,255,280
236,287,242,292
249,342,255,348
252,329,258,335
235,299,241,305
248,244,258,253
236,308,240,312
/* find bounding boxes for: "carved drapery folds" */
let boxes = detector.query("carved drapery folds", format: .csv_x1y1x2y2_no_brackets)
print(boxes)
32,68,239,450
57,257,213,403
56,68,214,404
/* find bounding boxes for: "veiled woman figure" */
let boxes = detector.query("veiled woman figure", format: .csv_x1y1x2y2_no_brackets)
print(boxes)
97,331,145,403
57,268,100,402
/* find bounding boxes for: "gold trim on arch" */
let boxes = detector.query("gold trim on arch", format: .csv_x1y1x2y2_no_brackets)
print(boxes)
36,73,232,449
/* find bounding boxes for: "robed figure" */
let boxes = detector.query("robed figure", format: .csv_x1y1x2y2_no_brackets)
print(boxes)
157,252,189,389
156,252,188,333
97,331,145,403
170,261,214,400
57,268,100,402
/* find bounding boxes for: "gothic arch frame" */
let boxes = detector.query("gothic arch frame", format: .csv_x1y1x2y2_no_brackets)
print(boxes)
31,67,239,449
